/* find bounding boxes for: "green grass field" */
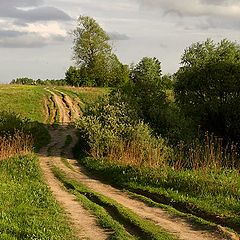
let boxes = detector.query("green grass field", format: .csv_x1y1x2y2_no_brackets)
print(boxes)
0,85,49,123
0,155,77,240
0,84,108,121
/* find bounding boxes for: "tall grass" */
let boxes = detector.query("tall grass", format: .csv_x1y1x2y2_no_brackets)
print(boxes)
174,132,239,171
94,137,171,168
0,131,33,160
0,111,33,160
0,111,50,156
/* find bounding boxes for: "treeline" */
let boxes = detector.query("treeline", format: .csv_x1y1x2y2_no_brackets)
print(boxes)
10,77,67,86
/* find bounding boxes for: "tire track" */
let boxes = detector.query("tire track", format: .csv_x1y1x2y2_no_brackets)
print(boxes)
55,155,229,240
39,132,110,240
39,89,111,240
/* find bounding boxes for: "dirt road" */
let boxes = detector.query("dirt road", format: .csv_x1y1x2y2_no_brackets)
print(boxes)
39,89,238,240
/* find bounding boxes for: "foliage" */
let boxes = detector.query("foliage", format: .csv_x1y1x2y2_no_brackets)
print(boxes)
65,66,82,86
10,77,35,85
75,94,172,167
128,57,167,126
0,155,76,239
10,77,67,86
116,57,194,144
175,39,240,143
161,74,173,90
72,15,129,87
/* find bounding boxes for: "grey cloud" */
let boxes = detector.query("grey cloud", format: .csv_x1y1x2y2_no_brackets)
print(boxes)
0,0,43,8
0,29,25,37
0,0,71,23
0,30,66,48
15,7,72,22
138,0,240,30
108,32,130,40
199,0,239,6
0,33,47,48
200,0,227,5
52,34,67,42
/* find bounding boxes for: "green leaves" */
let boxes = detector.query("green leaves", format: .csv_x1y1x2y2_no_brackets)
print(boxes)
175,39,240,142
71,15,129,87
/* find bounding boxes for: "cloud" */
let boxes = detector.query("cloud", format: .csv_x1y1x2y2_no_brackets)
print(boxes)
0,0,71,48
0,29,25,37
0,0,72,24
138,0,240,30
0,0,44,8
0,29,66,48
108,31,130,40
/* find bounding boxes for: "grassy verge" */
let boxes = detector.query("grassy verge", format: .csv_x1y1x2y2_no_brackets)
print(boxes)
76,156,240,234
56,86,109,105
52,166,177,240
0,155,76,240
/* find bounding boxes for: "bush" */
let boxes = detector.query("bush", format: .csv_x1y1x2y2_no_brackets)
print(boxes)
75,95,172,167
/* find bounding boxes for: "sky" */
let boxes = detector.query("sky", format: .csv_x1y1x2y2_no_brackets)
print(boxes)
1,0,240,83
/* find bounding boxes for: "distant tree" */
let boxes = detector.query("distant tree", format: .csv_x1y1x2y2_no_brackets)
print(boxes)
36,79,44,85
65,66,81,86
72,15,128,86
175,39,240,142
10,77,35,85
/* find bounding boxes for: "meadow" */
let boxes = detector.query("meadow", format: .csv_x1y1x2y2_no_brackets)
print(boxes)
1,83,239,238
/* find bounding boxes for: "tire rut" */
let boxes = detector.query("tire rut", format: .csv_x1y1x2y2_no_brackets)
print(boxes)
39,134,110,240
56,154,229,240
39,89,111,240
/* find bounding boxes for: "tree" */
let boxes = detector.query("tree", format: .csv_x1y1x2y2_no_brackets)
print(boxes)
65,66,81,86
72,15,128,86
126,57,167,130
10,77,35,85
175,39,240,142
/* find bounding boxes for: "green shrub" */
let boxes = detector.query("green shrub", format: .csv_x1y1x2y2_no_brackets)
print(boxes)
75,95,172,167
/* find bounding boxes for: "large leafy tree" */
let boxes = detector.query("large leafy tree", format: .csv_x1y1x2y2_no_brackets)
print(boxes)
125,57,168,131
175,39,240,142
72,15,128,86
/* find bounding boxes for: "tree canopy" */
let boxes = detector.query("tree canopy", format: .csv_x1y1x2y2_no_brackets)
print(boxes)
72,15,129,86
175,39,240,142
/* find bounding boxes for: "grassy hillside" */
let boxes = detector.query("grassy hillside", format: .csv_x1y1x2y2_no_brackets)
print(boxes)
0,85,49,123
56,86,109,110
